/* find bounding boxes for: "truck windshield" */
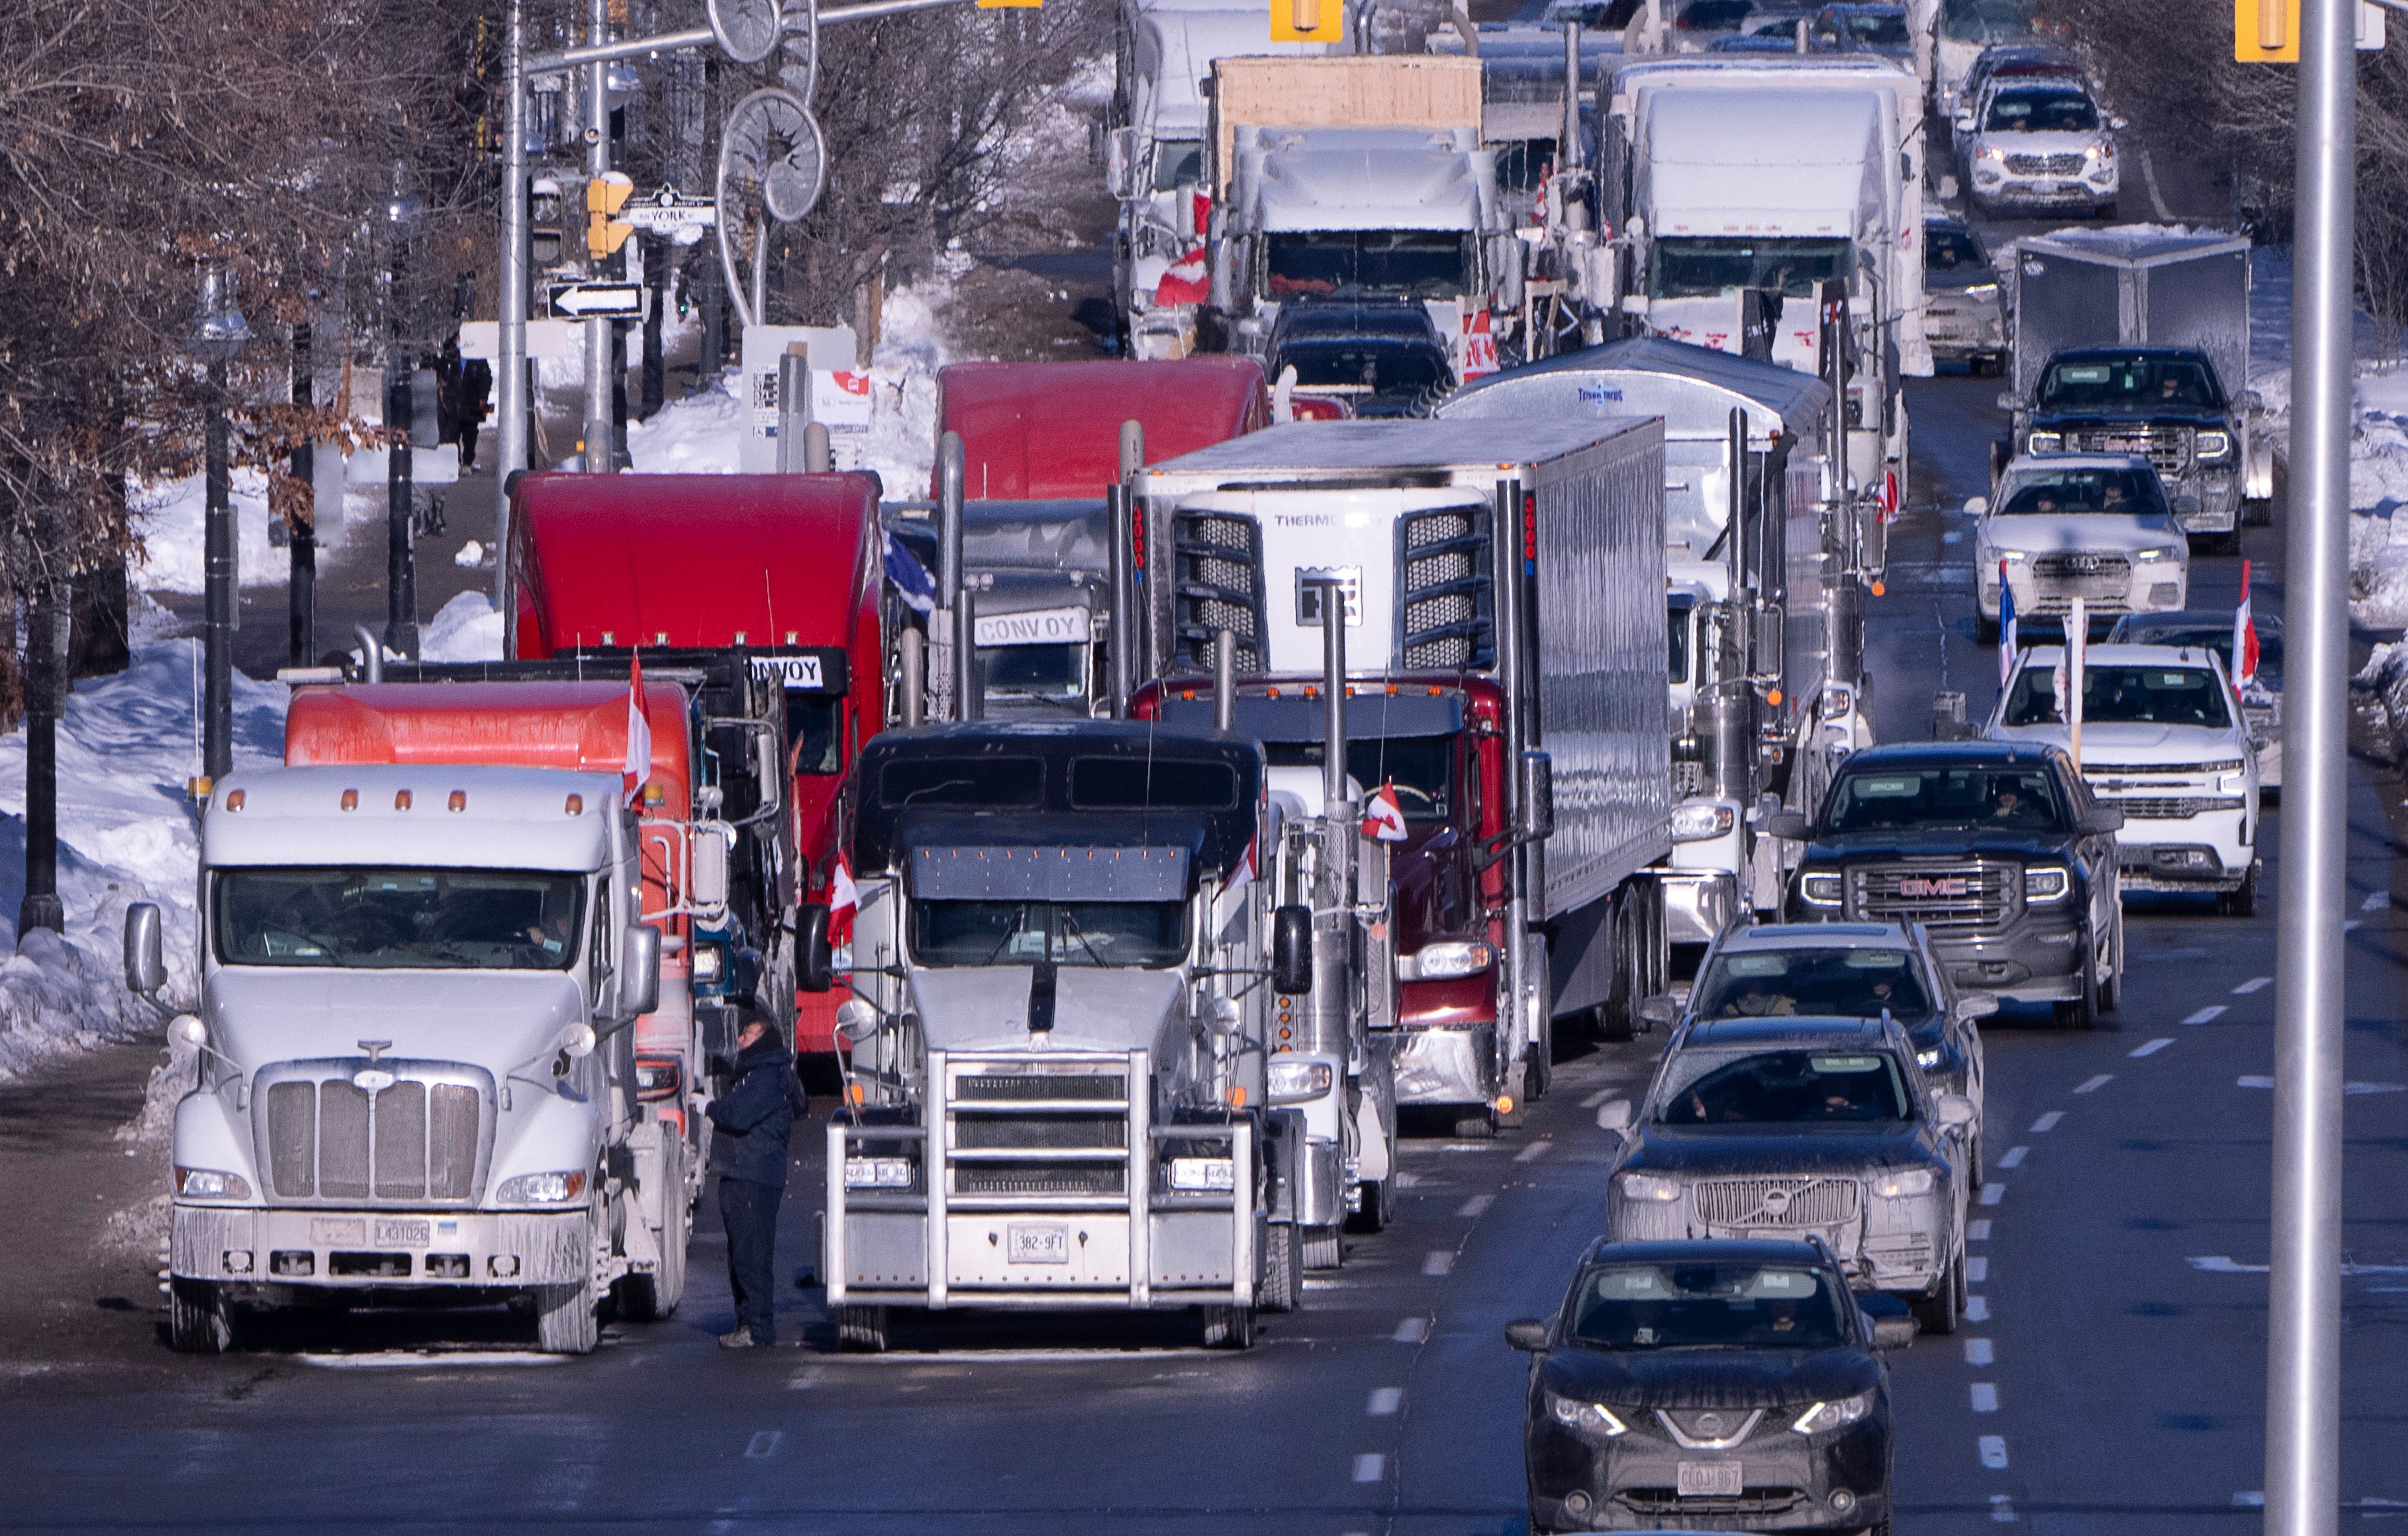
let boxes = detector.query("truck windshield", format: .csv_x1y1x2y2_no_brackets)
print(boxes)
2038,357,2223,410
1264,736,1455,822
1153,138,1204,192
1925,227,1989,273
2001,664,2232,728
979,643,1086,702
1659,1049,1913,1124
1566,1262,1848,1350
1692,947,1931,1020
1651,238,1852,300
213,867,586,970
1995,464,2167,517
1265,232,1467,301
1983,89,2098,132
1273,340,1450,395
1825,765,2065,832
1941,0,2033,42
910,900,1189,968
788,695,842,774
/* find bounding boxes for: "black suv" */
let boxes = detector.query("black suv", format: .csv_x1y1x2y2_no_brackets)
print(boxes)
1772,742,2124,1027
2009,346,2260,550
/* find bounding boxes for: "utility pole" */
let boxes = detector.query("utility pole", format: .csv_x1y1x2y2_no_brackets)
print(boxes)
289,322,316,667
581,0,614,473
17,508,62,939
195,264,246,783
2265,0,2354,1527
496,0,528,615
642,234,667,418
385,164,422,661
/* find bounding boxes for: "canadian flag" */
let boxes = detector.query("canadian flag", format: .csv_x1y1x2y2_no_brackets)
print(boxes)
1361,783,1409,843
622,652,652,806
2233,558,2260,689
827,853,859,945
1461,309,1502,379
1211,836,1257,936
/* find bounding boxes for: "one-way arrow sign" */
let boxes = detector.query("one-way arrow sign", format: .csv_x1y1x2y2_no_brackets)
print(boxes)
548,282,644,319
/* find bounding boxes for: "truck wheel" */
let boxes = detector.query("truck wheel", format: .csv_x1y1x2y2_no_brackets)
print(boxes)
2054,953,2099,1030
1452,1108,1500,1139
618,1137,690,1322
534,1278,599,1355
836,1304,890,1353
2099,925,2123,1015
1263,1220,1303,1312
1302,1225,1343,1271
1201,1304,1257,1349
168,1278,236,1355
1346,1179,1394,1236
2246,497,2274,528
2219,865,2260,918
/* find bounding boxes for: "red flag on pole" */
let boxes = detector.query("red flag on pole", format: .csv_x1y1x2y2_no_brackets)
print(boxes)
622,651,651,806
2233,559,2260,689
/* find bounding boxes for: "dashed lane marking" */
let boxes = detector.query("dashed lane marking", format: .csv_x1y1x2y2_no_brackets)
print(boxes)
1458,1194,1494,1218
1368,1387,1402,1416
1980,1183,2006,1206
2237,1075,2406,1094
787,1366,823,1392
1996,1146,2029,1169
1979,1435,2010,1470
2184,1006,2228,1026
1515,1140,1553,1163
1393,1172,1421,1188
1423,1251,1455,1276
744,1431,781,1459
1582,1087,1615,1108
1965,1338,1994,1366
1971,1383,1999,1413
299,1351,566,1370
1968,1220,1992,1241
2365,889,2391,912
2191,1255,2408,1276
2235,1493,2266,1508
2031,1112,2063,1133
2346,920,2364,934
1353,1454,1386,1483
1966,1296,1990,1322
1992,1494,2018,1523
2074,1074,2114,1094
1393,1316,1430,1343
1967,1257,1990,1282
2235,977,2273,994
2129,1038,2174,1058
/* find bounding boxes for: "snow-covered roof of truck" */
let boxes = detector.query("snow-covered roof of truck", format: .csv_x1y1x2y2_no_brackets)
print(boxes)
1136,417,1661,487
1437,336,1833,442
2018,224,2250,268
203,765,617,871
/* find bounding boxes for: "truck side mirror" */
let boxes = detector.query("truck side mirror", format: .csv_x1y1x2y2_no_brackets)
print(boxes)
1104,126,1141,200
1954,993,2001,1022
1504,1318,1550,1351
124,903,166,995
1764,809,1812,841
797,903,834,994
691,828,731,912
621,925,662,1018
2080,805,2126,834
1271,904,1313,995
1962,495,1989,516
1994,392,2019,413
1596,1098,1635,1133
1635,994,1679,1029
1517,750,1555,841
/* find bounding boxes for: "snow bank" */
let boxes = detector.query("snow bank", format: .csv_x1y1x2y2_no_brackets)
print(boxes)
0,605,289,1079
417,591,506,662
130,470,377,595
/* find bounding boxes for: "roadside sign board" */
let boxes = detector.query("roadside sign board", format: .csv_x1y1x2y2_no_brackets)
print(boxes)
616,189,718,233
548,283,644,319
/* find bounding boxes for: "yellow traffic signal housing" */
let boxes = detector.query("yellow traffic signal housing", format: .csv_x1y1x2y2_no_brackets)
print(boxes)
1274,0,1346,42
587,172,636,258
977,0,1041,9
2236,0,2299,60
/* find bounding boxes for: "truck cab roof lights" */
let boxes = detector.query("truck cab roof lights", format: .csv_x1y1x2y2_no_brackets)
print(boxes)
224,789,246,812
448,791,467,812
394,789,413,811
340,789,360,811
565,793,585,815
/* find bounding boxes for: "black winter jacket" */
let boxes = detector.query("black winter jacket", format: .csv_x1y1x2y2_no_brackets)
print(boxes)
706,1044,808,1188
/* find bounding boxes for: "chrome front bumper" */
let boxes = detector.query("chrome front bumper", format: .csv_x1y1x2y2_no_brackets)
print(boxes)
169,1204,589,1287
1391,1024,1500,1110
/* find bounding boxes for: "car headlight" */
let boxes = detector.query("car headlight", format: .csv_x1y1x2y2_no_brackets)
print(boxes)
495,1169,589,1206
691,941,725,984
1399,940,1494,981
1976,145,2005,163
2195,429,2233,462
2085,140,2115,162
1792,1390,1874,1434
1267,1059,1335,1102
1915,1047,1945,1071
1670,802,1738,842
173,1166,252,1201
2133,546,2181,562
2025,430,2064,454
843,1157,915,1190
1998,549,2030,563
1963,282,1999,299
1872,1168,1935,1198
2023,865,2071,902
1800,871,1843,907
1548,1391,1631,1435
1167,1156,1237,1192
1619,1171,1682,1202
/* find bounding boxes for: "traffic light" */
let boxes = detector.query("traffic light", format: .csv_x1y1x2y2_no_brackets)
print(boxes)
977,0,1041,9
1273,0,1345,41
587,171,636,259
2234,0,2299,60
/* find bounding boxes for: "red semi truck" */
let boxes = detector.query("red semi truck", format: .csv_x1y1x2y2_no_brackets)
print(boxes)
505,471,883,1055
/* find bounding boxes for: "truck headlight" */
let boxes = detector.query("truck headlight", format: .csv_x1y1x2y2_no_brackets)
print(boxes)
1619,1171,1682,1202
2025,430,2064,454
1915,1046,1945,1071
1399,940,1494,981
173,1167,252,1201
691,941,725,984
1964,282,1999,300
843,1157,914,1190
495,1170,589,1206
1800,871,1843,907
1792,1391,1873,1434
1871,1168,1935,1198
1167,1157,1237,1192
1670,802,1738,842
1267,1059,1334,1102
1547,1392,1630,1435
2023,865,2071,902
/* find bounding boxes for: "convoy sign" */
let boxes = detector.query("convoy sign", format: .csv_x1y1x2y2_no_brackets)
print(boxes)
746,650,849,693
973,605,1090,647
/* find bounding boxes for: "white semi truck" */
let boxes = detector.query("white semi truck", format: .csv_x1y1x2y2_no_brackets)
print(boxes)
130,763,738,1355
1598,56,1931,516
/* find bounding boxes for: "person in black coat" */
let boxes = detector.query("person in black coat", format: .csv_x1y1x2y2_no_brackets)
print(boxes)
705,1018,808,1347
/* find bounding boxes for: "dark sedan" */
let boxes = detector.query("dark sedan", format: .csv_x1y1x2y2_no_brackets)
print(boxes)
1508,1238,1909,1534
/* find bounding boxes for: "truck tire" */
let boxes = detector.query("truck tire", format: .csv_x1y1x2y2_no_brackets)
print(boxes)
1302,1225,1343,1271
2246,497,2274,528
1346,1178,1394,1236
168,1278,236,1355
836,1304,890,1352
2219,865,2260,918
1910,1251,1963,1336
1201,1304,1256,1349
1452,1108,1499,1139
618,1137,690,1322
1262,1220,1302,1312
534,1278,600,1355
2054,949,2099,1030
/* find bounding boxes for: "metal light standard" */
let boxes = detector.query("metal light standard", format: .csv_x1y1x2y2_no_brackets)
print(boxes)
289,320,316,667
194,264,250,785
384,166,424,661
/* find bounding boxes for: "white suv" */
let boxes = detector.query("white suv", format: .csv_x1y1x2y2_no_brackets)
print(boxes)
1958,79,2124,218
1984,643,2261,914
1973,454,2189,640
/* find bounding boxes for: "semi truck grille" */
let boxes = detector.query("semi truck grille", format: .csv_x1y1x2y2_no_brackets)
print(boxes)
1851,861,2011,930
957,1074,1126,1102
2068,426,2188,472
953,1165,1126,1196
2004,152,2086,175
943,1057,1134,1204
1694,1175,1860,1227
1173,511,1267,672
259,1063,489,1204
954,1114,1126,1151
1395,506,1492,669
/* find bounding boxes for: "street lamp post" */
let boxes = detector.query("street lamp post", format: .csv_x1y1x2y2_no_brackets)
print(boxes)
385,166,423,661
289,321,315,667
194,264,250,785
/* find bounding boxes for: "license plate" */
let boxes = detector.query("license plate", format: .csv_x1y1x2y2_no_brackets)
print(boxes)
1678,1461,1744,1498
309,1218,365,1246
1008,1222,1069,1265
374,1218,432,1247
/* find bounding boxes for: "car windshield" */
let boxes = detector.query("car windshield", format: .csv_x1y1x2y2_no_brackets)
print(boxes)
1567,1261,1849,1349
1679,0,1757,26
910,899,1189,968
1693,947,1932,1020
1825,765,2065,832
1835,9,1909,42
1266,232,1467,301
2002,663,2232,728
213,867,587,970
978,642,1086,702
1996,464,2167,518
1153,138,1203,193
1984,89,2097,132
1925,228,1989,273
1943,0,2034,42
1661,1048,1913,1124
1275,340,1449,395
1266,734,1455,822
1653,238,1852,299
2039,356,2223,410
